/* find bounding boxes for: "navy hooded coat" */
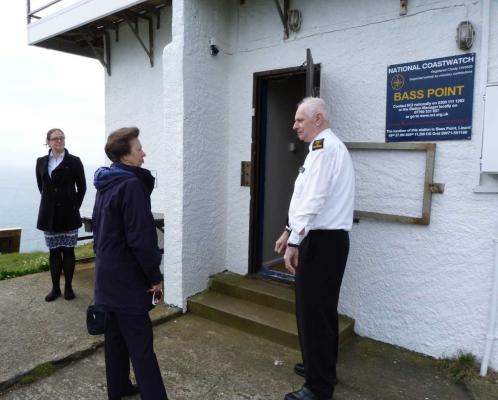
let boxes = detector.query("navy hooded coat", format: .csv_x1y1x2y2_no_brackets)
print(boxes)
92,163,163,314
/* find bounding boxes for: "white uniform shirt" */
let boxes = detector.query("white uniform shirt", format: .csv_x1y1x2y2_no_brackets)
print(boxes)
48,150,65,178
287,128,355,245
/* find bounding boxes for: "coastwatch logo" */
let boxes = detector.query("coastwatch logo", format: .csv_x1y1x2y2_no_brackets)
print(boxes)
391,74,405,90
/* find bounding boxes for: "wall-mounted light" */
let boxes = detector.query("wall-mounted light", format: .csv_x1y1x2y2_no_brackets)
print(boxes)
456,21,475,50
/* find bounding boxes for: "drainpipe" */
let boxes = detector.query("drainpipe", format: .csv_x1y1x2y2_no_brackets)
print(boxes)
481,223,498,376
478,0,494,377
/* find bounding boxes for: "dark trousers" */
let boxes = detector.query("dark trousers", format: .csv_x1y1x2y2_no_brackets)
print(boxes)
104,312,168,400
295,230,349,399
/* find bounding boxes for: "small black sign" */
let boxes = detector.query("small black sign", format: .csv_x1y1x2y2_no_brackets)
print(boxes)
386,54,475,142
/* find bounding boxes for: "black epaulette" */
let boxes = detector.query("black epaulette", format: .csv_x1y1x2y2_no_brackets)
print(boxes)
312,139,324,151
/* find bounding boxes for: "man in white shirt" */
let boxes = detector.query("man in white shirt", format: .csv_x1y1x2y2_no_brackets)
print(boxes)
275,97,355,400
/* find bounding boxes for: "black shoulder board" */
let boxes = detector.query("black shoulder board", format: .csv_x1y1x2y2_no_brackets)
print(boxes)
312,139,324,151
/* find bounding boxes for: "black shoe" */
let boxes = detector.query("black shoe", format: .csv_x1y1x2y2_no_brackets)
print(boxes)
109,384,140,399
294,363,305,377
122,384,139,397
45,289,61,302
294,363,338,385
64,287,75,300
284,387,332,400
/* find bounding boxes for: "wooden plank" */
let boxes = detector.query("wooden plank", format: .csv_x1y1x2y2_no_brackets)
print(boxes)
0,228,22,254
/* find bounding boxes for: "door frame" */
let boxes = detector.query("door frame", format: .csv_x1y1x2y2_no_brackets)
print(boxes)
248,64,320,275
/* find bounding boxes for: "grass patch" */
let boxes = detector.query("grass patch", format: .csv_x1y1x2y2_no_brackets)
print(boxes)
18,362,56,385
443,351,478,382
0,243,94,280
74,242,95,259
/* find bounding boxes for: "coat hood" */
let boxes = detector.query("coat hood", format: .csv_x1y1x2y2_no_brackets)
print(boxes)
93,163,155,195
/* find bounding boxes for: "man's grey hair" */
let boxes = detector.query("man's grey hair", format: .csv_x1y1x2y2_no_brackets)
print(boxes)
299,97,329,122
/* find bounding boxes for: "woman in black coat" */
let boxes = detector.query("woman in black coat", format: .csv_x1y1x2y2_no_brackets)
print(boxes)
36,128,86,302
93,127,167,400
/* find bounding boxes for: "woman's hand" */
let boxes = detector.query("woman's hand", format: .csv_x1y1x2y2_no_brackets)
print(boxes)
148,282,164,305
148,282,163,293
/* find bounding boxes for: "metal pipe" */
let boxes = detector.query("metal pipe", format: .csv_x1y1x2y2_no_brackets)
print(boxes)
481,223,498,376
478,0,494,377
478,0,498,378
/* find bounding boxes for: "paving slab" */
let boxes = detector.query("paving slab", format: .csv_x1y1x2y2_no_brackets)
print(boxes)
0,265,496,400
0,314,483,400
0,263,180,392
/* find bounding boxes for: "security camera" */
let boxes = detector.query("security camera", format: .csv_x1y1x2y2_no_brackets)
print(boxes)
209,38,219,56
209,44,219,56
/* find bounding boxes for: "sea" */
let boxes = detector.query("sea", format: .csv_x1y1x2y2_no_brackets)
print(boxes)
0,164,99,252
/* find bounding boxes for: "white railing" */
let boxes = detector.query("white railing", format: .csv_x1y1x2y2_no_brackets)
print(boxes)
27,0,82,23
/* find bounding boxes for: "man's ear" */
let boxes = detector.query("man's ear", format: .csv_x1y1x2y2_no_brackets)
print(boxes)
315,112,323,126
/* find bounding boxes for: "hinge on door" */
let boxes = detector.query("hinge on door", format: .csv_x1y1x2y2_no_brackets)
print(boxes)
241,161,251,187
400,0,407,15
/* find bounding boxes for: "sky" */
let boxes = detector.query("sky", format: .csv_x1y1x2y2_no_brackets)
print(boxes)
1,1,105,167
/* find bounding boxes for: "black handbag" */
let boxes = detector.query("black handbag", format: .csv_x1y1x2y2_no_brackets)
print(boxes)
86,303,105,335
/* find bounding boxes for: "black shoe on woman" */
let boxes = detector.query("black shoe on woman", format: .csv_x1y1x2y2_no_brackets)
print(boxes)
64,287,75,300
45,289,61,302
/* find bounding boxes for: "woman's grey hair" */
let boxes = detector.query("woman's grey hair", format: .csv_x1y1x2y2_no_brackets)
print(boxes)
299,97,329,122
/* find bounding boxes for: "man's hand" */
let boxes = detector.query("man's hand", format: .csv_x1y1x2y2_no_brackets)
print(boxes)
275,230,290,254
284,246,298,275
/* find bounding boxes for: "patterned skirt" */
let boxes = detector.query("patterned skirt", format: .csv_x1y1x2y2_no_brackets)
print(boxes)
44,229,79,249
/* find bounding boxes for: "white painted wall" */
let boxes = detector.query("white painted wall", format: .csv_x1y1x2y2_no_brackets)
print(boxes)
179,0,232,306
162,0,233,308
220,0,498,369
105,6,171,214
103,0,232,309
38,0,498,369
162,1,185,308
103,6,173,300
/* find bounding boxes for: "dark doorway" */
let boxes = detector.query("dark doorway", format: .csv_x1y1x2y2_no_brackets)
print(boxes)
249,54,320,280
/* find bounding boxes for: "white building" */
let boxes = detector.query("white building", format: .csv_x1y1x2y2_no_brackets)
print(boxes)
28,0,498,372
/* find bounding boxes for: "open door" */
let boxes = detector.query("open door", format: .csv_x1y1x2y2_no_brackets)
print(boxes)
306,48,320,97
249,49,320,280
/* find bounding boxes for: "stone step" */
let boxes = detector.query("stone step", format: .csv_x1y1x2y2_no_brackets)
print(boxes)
209,271,295,313
188,273,355,350
188,290,300,349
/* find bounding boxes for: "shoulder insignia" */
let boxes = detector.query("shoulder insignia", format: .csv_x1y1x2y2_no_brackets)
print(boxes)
312,139,324,151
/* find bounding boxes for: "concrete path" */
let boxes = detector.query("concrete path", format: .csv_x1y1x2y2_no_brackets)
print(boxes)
0,263,179,392
0,265,495,399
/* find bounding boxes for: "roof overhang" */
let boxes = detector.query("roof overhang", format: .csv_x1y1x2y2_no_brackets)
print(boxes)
28,0,170,61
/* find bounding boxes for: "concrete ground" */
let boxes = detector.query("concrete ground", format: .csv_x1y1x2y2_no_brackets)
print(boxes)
0,264,497,400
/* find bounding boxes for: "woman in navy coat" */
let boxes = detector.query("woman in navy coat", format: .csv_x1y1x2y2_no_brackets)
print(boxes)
92,127,168,400
36,128,86,302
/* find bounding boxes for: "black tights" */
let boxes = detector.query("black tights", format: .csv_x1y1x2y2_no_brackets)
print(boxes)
49,247,75,292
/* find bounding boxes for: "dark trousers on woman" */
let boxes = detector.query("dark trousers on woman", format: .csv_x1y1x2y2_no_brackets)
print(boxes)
295,230,349,399
104,311,168,400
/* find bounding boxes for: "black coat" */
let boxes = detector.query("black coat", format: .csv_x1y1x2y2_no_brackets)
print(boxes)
93,163,163,314
36,149,86,232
